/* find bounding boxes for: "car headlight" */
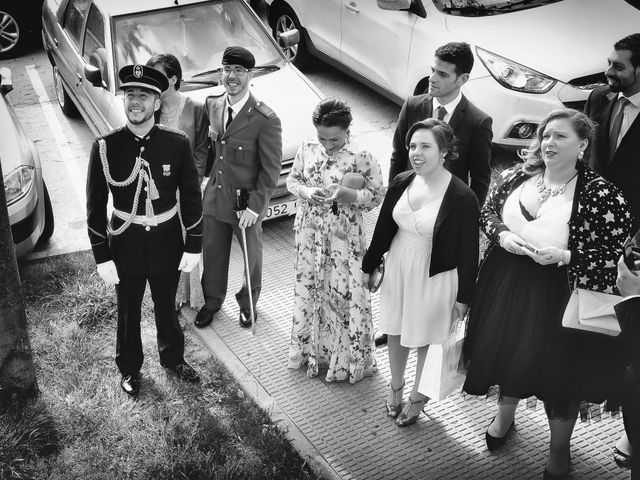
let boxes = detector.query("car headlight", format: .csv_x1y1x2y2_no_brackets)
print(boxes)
476,47,556,94
4,165,35,205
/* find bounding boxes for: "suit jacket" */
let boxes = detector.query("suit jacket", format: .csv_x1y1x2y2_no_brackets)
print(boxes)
388,93,493,206
203,92,282,223
155,96,209,184
86,125,203,274
615,297,640,379
361,171,480,304
584,86,640,229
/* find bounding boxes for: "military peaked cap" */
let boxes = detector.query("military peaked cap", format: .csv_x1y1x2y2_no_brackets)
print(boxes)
221,46,255,69
118,64,169,94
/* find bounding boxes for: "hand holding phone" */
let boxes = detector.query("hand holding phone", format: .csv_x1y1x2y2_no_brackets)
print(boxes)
623,236,640,271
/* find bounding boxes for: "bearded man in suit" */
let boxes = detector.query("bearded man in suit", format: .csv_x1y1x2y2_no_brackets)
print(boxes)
584,33,640,230
195,46,282,329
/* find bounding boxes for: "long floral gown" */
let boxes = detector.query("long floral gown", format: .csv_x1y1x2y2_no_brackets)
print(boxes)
286,137,385,383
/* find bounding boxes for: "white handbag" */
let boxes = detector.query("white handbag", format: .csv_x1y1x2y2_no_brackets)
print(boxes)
561,288,622,337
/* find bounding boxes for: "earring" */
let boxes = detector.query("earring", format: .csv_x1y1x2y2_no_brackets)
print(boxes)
577,151,584,160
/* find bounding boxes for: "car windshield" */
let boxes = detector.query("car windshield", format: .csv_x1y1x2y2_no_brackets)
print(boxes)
432,0,563,16
112,0,283,87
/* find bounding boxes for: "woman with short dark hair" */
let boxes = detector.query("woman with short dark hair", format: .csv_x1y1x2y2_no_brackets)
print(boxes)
362,118,480,426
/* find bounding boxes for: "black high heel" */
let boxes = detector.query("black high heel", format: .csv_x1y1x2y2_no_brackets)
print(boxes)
613,446,632,470
485,416,514,451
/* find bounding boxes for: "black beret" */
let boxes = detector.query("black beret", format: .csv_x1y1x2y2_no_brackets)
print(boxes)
221,46,255,69
118,64,169,94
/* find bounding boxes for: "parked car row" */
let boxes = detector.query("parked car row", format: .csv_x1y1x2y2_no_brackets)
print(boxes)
1,68,54,258
265,0,640,151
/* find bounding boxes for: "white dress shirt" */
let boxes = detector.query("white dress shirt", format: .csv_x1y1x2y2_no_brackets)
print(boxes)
432,91,463,123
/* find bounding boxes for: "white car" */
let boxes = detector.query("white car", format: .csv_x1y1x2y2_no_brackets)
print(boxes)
265,0,640,150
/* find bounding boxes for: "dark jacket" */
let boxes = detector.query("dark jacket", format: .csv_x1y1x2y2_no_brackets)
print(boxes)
362,171,480,304
584,86,640,231
481,163,633,294
388,93,493,206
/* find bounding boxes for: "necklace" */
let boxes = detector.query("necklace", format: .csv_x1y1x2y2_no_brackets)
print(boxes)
535,171,578,203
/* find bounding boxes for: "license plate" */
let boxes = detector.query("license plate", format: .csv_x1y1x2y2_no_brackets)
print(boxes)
266,200,297,220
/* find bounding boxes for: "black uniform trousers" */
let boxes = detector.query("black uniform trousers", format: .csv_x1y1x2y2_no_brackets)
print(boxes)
622,366,640,479
201,215,262,312
115,268,183,376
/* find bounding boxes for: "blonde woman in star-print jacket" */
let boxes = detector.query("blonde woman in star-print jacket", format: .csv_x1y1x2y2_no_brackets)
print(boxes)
462,109,633,479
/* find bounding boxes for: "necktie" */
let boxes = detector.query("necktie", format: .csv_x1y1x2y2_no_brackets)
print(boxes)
225,106,234,130
436,105,447,121
609,97,628,161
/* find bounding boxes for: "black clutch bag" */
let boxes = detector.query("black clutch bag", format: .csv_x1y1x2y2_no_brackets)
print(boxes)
369,255,386,293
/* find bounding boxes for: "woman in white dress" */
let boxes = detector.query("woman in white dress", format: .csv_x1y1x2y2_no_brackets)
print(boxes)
362,119,480,426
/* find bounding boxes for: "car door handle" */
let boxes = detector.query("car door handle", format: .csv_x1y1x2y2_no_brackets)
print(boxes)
53,37,58,47
76,73,82,86
345,1,359,13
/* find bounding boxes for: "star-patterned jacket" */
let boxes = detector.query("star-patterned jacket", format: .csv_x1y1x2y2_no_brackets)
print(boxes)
481,163,633,294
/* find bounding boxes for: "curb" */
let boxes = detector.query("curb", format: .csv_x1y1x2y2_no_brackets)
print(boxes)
182,307,343,480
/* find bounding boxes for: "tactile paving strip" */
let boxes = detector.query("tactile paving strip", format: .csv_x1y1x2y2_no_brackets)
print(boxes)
200,210,628,480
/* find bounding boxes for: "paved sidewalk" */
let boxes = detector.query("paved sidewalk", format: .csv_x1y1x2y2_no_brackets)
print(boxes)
183,213,628,480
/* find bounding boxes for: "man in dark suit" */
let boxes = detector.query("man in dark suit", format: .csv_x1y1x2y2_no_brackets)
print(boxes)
377,42,492,347
616,254,640,479
388,42,493,205
87,65,203,397
584,33,640,229
195,46,282,329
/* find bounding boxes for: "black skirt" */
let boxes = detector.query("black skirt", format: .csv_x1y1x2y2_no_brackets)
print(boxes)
462,246,625,417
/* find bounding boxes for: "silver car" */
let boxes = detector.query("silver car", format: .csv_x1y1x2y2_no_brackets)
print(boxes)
42,0,323,219
1,67,54,258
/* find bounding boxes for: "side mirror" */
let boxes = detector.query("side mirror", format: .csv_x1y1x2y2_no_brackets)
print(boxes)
377,0,411,10
0,67,14,95
278,29,300,49
84,64,104,88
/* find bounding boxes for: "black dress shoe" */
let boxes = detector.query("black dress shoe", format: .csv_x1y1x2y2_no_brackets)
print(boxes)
194,305,219,328
120,373,140,397
167,361,200,383
375,333,388,347
542,463,570,480
485,417,515,451
239,309,257,328
613,446,632,470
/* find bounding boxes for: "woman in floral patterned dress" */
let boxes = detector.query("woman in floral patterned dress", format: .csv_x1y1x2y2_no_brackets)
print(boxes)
286,98,385,383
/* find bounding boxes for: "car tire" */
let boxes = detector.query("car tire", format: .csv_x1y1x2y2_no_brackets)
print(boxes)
39,182,54,243
271,3,310,69
53,66,78,117
0,8,24,59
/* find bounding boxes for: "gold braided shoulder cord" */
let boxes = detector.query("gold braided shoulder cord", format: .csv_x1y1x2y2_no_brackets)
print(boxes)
98,138,146,236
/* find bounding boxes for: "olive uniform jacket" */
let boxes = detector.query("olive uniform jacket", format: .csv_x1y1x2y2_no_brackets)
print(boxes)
86,125,203,274
362,171,480,304
203,92,282,223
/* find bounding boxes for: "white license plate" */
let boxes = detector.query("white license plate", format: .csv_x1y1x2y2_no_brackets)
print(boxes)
266,200,297,219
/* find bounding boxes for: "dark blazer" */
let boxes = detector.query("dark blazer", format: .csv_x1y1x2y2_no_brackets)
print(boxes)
388,93,493,206
362,171,480,303
584,86,640,229
614,297,640,477
203,92,282,223
86,125,203,274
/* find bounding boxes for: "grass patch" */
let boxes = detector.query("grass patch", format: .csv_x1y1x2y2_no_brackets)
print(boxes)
3,251,320,480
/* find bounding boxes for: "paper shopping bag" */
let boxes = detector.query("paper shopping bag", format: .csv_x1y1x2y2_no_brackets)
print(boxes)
417,323,466,401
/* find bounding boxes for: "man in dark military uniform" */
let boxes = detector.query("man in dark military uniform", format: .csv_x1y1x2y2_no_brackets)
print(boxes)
86,64,203,397
195,46,282,329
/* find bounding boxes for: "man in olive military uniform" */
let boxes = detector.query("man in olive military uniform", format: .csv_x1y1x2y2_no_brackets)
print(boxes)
86,64,203,397
195,46,282,329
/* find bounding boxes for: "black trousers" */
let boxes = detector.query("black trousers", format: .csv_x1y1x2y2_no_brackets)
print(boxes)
115,268,183,376
623,366,640,479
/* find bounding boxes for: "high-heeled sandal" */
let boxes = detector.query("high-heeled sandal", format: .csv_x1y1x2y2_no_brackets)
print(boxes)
396,394,428,427
385,380,405,418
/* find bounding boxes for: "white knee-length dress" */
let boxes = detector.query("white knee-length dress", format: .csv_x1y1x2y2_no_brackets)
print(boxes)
378,189,458,348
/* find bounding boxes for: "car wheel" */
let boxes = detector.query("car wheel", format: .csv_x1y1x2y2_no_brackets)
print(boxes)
39,182,54,243
53,66,78,117
0,9,22,59
271,4,309,68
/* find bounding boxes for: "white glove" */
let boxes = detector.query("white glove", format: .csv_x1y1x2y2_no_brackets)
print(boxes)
178,252,200,273
97,260,119,285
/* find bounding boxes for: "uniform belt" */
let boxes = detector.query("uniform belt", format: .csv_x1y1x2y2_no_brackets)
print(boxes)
113,205,178,226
